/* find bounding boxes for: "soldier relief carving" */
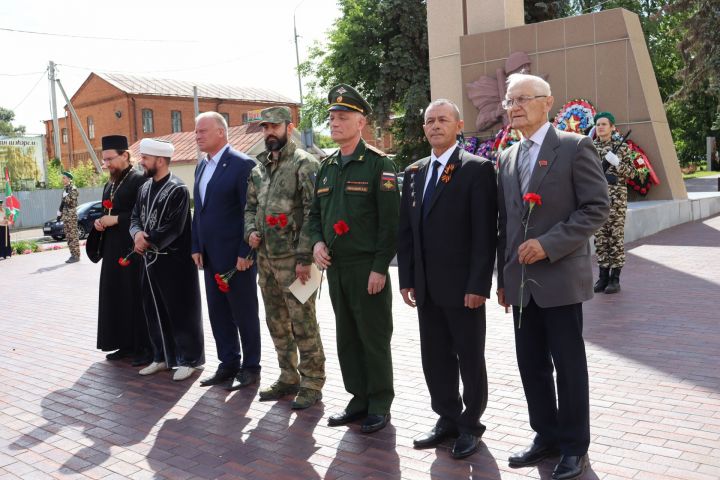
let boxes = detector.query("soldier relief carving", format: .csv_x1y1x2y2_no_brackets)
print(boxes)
466,51,549,132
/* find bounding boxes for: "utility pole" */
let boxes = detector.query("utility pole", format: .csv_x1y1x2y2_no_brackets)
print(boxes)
294,0,313,148
55,79,103,174
48,61,62,163
194,86,201,162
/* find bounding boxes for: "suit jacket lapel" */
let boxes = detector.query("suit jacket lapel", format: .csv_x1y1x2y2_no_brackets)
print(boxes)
527,127,559,196
426,146,461,217
195,160,207,210
201,147,231,211
411,158,430,227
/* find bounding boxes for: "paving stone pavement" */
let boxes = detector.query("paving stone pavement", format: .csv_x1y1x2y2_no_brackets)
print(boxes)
0,215,719,479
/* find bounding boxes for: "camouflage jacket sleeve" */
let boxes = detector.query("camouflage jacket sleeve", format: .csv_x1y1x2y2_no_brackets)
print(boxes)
613,143,635,180
244,168,259,243
307,162,326,249
372,155,400,273
295,154,320,265
65,186,78,210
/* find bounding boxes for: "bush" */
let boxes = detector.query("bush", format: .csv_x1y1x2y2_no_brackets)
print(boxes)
11,239,40,255
46,161,108,189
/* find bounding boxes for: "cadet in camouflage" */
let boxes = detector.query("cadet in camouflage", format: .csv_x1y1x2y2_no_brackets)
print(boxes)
592,112,635,294
245,106,325,409
60,171,80,263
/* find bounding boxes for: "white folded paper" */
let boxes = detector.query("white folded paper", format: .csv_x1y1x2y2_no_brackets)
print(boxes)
288,263,322,304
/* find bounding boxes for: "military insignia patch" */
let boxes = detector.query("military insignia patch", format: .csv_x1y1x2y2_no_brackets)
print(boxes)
337,86,347,94
336,96,343,103
380,171,397,191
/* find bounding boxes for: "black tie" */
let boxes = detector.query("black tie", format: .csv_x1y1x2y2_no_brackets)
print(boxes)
422,160,442,218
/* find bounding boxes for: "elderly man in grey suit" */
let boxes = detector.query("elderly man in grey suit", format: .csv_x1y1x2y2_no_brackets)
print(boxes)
496,73,609,480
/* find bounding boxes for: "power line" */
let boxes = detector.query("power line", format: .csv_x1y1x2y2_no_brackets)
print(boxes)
0,26,198,43
57,54,269,76
12,71,47,111
0,71,46,77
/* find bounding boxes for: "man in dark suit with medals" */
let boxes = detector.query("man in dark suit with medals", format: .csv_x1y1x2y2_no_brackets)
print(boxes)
397,99,497,459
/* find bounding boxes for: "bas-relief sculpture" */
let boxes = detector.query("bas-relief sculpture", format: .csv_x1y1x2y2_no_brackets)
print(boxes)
465,52,548,132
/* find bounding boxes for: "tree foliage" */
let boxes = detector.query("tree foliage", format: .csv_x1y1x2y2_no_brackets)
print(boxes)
0,107,26,137
300,0,430,167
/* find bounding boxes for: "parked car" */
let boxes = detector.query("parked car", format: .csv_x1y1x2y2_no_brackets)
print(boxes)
43,201,103,241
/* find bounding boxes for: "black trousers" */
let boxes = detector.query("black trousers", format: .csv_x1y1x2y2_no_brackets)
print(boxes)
513,297,590,455
417,297,488,436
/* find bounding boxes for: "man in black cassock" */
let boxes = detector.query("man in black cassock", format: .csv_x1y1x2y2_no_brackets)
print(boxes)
93,135,151,366
130,138,205,382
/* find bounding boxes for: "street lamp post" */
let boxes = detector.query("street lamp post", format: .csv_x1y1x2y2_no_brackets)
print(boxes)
293,0,313,147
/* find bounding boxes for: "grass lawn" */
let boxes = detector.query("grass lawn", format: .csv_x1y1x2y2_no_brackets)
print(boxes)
682,170,719,179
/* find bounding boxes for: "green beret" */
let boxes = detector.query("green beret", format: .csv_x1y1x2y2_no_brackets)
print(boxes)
62,171,74,180
257,106,292,125
594,111,615,124
328,84,372,116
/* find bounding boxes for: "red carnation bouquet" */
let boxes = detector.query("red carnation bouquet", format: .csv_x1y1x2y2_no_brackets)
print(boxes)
214,269,236,293
517,193,542,328
266,213,288,228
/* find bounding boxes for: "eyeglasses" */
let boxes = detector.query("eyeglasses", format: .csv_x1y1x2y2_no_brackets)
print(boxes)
501,95,547,109
102,155,121,163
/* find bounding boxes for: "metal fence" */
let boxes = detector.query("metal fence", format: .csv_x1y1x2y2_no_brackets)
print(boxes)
3,187,104,229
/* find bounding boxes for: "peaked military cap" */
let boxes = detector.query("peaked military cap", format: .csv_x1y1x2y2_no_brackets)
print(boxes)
257,106,292,125
328,84,372,115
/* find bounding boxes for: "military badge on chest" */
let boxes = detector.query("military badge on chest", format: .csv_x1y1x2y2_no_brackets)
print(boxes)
408,164,419,207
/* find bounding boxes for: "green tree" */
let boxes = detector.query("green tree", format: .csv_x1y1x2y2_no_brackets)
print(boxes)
301,0,430,167
0,107,26,137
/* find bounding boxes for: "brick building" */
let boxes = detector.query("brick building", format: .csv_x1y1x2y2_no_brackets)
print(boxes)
44,72,299,168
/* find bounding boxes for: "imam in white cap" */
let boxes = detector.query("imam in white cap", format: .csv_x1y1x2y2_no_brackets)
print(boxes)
139,138,175,158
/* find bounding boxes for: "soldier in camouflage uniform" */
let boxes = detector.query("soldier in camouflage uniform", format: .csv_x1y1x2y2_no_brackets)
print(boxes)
60,171,80,263
592,112,635,294
245,106,326,410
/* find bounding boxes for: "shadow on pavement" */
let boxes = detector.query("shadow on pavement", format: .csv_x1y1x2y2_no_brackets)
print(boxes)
8,361,193,473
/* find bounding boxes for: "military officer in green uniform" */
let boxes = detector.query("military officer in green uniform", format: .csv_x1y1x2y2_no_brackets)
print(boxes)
308,84,400,434
245,106,326,409
60,171,80,263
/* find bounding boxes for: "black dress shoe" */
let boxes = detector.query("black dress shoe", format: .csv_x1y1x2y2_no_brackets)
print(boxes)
105,349,132,361
199,368,238,387
451,433,481,459
508,443,561,468
327,409,367,427
413,425,459,448
361,413,390,433
552,454,588,480
226,370,260,391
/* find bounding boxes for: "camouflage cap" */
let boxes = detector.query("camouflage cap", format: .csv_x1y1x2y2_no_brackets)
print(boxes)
258,106,292,125
328,84,372,115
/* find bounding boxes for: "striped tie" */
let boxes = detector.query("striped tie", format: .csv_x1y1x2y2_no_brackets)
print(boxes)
518,139,534,195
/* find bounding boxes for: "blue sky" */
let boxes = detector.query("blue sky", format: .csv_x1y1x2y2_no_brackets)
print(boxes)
0,0,340,134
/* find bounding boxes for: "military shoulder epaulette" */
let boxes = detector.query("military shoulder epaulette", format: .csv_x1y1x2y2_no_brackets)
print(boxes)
364,143,387,157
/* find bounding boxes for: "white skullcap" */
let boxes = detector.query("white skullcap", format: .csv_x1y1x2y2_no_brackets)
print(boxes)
139,138,175,158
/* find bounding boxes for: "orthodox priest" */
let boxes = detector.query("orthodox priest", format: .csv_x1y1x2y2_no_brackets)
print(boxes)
93,135,151,365
130,138,205,382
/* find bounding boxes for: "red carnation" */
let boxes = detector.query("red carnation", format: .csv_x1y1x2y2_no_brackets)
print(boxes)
118,257,130,267
522,192,542,206
218,283,230,293
214,273,223,285
640,188,647,194
277,213,288,228
102,199,113,210
333,220,350,236
266,215,278,227
634,185,641,191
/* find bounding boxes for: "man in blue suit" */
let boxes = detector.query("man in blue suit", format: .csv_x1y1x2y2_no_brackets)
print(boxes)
192,112,261,389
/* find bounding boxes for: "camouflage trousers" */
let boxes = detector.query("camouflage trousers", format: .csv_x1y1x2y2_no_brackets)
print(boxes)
257,253,326,391
595,185,627,268
62,209,80,258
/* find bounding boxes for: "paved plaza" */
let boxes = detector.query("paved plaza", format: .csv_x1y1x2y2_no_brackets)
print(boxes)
0,215,719,479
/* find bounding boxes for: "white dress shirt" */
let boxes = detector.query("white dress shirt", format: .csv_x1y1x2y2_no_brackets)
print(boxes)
423,144,457,196
198,144,229,204
519,122,552,178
